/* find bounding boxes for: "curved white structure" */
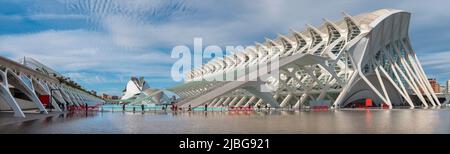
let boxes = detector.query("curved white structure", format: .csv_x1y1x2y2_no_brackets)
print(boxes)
169,9,439,109
120,77,169,105
0,56,104,117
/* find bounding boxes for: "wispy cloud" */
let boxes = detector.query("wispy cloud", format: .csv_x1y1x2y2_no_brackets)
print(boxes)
29,14,87,20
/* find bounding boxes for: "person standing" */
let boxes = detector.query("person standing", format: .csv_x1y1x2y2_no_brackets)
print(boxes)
204,104,208,111
170,96,177,111
141,104,145,112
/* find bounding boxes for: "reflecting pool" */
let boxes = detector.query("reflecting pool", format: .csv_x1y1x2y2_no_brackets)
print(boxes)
1,108,450,134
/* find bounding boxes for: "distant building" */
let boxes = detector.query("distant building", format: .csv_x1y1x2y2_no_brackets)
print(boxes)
121,76,170,105
102,93,109,99
446,80,450,94
90,90,97,96
429,78,441,93
111,96,119,100
101,93,120,100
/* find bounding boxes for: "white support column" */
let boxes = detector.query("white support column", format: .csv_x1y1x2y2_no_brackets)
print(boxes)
357,70,390,108
280,93,293,108
244,96,257,107
69,91,82,105
75,94,86,105
234,96,248,107
316,78,333,101
0,77,25,117
33,79,62,112
333,71,358,108
294,94,308,108
7,70,48,114
228,97,240,107
213,97,225,107
392,64,428,107
375,68,392,107
185,90,194,97
221,97,233,106
273,94,279,101
62,89,80,106
208,98,219,106
60,89,74,106
399,55,436,106
254,98,264,106
407,55,440,105
402,40,441,105
378,66,414,107
52,88,68,111
293,96,302,109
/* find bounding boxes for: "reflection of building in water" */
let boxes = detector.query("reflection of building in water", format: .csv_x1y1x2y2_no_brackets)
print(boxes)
120,76,170,105
102,93,119,100
169,9,441,109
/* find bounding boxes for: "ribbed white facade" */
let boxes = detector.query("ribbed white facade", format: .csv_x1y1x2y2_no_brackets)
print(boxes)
169,9,440,109
0,57,104,117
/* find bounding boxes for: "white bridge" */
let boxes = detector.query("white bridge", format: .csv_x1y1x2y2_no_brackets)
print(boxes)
169,9,440,109
0,56,104,117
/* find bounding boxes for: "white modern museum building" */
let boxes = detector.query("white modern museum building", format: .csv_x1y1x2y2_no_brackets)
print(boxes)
169,9,440,109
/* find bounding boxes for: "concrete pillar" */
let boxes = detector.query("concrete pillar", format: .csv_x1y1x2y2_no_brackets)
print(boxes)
213,97,225,107
208,98,219,106
0,83,25,117
235,96,248,107
254,99,264,106
294,94,307,108
280,94,293,108
222,97,233,106
228,97,240,106
244,96,257,107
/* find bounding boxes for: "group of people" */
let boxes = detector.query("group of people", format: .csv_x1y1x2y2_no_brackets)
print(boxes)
117,96,213,112
169,96,194,112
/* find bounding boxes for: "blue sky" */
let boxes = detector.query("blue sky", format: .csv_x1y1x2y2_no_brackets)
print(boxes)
1,0,450,96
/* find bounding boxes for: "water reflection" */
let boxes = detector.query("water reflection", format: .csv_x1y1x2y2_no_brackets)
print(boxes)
0,108,450,134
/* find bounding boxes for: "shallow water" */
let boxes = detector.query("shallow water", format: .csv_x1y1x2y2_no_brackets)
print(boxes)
1,108,450,134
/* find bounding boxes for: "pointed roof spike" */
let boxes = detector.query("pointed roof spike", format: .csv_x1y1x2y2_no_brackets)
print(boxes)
306,24,317,30
292,30,308,40
323,18,333,23
288,28,297,32
289,28,300,34
291,29,302,36
255,42,265,48
264,37,275,46
323,18,344,32
306,24,324,37
342,11,352,17
278,33,295,43
277,33,286,41
342,12,361,29
277,33,284,38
